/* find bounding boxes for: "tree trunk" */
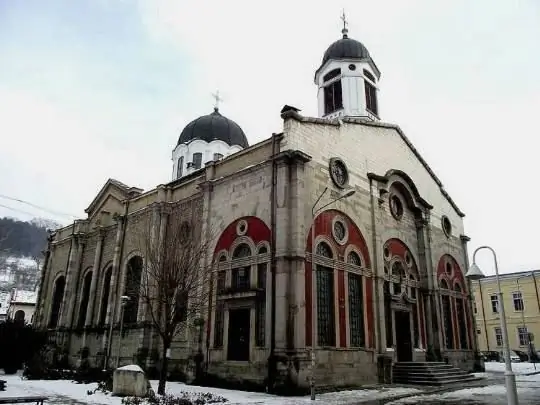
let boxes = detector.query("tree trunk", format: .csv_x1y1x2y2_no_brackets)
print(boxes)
157,339,170,395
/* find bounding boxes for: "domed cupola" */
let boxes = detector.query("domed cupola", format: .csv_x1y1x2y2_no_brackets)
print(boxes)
314,13,381,121
172,98,249,180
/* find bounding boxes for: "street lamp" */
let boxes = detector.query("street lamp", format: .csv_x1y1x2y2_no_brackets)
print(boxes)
310,187,356,401
116,295,130,368
466,246,519,405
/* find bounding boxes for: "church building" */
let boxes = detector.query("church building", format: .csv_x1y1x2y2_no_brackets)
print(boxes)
34,20,477,391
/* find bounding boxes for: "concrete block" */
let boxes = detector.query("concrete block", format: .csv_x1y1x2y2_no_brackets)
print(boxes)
112,364,150,397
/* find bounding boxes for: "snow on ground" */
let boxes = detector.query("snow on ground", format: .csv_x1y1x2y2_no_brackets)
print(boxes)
484,361,540,375
0,373,422,405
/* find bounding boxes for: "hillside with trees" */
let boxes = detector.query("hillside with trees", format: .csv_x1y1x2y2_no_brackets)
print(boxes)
0,217,62,258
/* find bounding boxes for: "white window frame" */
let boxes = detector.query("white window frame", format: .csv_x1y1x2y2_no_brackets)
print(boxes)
512,291,524,311
494,327,503,347
517,326,529,346
490,294,499,314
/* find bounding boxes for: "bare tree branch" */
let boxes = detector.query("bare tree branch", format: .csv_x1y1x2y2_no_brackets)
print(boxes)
126,203,215,394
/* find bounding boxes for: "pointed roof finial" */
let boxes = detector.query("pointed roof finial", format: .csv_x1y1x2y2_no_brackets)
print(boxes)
340,9,348,38
211,90,223,112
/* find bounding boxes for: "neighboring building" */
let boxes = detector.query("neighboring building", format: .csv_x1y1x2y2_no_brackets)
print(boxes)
472,270,540,353
7,288,37,324
0,291,10,322
34,20,476,391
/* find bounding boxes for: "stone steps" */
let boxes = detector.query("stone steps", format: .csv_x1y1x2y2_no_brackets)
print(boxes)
392,361,482,386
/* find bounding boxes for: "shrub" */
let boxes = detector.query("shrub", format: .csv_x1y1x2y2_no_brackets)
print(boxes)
121,391,227,405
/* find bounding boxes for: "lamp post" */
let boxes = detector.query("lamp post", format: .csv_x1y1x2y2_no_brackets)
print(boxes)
116,295,130,368
466,246,519,405
310,187,356,401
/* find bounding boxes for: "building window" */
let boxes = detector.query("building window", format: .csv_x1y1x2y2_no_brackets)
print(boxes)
77,271,93,328
316,266,335,347
348,273,364,347
99,267,112,325
518,326,529,346
216,271,226,294
456,298,468,349
324,80,343,115
490,295,499,314
192,153,202,169
442,295,454,349
232,268,250,290
213,303,224,348
124,256,143,324
364,81,378,116
177,156,184,178
513,291,524,311
473,300,478,314
494,327,503,347
213,153,223,161
477,329,481,335
323,68,341,82
255,263,266,347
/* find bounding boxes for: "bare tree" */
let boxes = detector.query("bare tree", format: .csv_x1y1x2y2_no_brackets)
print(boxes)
132,208,213,395
0,229,12,270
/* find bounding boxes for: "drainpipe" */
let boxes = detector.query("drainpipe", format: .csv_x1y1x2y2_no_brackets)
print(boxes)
478,281,489,351
268,132,279,392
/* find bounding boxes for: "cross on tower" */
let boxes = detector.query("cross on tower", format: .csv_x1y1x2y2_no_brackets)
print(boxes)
340,9,349,37
212,90,223,111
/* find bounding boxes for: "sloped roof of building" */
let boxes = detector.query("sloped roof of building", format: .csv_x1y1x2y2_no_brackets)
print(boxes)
11,289,37,305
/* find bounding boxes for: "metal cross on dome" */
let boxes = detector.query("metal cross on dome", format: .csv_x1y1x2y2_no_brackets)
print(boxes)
212,90,224,111
340,9,349,37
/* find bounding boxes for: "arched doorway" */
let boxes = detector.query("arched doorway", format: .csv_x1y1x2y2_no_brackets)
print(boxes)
14,310,25,324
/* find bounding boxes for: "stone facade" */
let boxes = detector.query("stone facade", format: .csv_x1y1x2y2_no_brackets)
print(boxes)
35,110,476,392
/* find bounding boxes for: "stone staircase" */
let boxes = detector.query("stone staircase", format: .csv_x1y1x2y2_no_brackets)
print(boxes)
392,362,482,386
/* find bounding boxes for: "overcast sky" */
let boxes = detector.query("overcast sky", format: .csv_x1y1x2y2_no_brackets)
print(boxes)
0,0,538,275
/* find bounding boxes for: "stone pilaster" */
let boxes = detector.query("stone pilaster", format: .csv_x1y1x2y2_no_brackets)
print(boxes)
460,234,478,354
65,236,85,329
35,234,53,328
85,229,105,326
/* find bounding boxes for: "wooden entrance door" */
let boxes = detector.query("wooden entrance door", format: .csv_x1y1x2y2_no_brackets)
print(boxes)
395,311,413,362
227,308,251,361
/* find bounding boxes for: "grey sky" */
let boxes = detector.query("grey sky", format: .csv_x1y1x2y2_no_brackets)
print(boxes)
0,0,538,275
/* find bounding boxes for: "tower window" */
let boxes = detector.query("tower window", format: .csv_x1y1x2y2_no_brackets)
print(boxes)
192,153,202,169
323,68,341,82
363,69,376,83
177,156,184,179
324,80,343,115
364,81,378,116
213,153,223,161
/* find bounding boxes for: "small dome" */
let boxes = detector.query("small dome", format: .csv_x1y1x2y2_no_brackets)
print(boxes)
177,108,249,148
321,36,370,66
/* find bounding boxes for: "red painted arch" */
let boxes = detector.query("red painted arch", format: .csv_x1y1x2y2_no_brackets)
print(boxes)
212,216,271,258
305,209,373,348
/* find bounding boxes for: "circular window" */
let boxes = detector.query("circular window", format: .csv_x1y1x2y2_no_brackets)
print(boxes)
332,218,348,245
389,194,404,220
236,220,248,236
442,216,452,237
329,158,349,189
348,64,356,71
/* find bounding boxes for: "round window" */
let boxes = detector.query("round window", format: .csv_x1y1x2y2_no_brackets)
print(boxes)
390,194,404,220
236,220,248,236
442,216,452,237
329,158,349,189
333,221,347,244
348,64,356,71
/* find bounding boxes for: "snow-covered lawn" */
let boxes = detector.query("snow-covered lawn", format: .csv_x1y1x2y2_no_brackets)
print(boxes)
484,361,540,375
0,373,422,405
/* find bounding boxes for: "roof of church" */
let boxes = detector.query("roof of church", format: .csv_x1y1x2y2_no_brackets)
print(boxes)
177,108,249,148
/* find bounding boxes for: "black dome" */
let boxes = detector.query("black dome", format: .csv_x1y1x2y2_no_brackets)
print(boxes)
322,36,370,65
177,108,249,148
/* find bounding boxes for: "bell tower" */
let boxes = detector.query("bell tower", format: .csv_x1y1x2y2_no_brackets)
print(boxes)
314,12,381,121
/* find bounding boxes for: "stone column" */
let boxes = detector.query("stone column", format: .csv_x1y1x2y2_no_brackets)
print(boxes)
85,229,105,326
35,235,53,328
461,235,479,356
64,237,85,330
59,234,81,328
105,215,126,325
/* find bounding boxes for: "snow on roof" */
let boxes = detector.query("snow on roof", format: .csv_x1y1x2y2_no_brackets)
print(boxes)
11,289,37,304
117,364,144,372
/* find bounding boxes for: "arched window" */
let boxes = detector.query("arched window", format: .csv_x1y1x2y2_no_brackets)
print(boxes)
382,239,422,349
233,244,251,259
177,156,184,179
438,255,470,350
14,310,25,324
77,271,93,328
347,251,362,267
124,256,143,324
315,242,335,346
231,244,252,290
49,276,65,328
99,266,113,325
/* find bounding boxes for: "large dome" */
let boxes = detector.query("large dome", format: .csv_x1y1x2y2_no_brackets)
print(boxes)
177,108,249,148
321,35,370,66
